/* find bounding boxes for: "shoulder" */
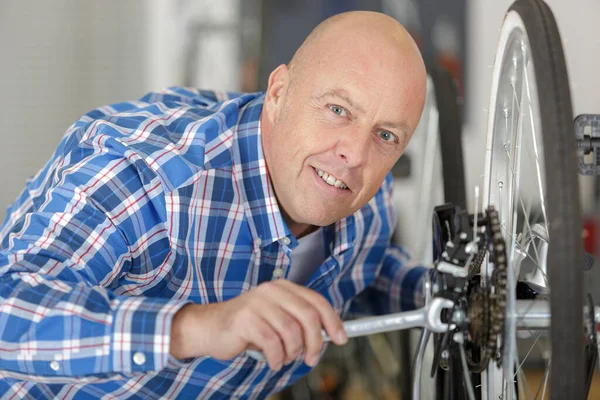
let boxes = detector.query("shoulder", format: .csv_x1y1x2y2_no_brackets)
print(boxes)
57,89,265,191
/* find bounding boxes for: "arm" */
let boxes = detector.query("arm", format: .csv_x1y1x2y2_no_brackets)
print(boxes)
0,137,189,383
348,173,429,315
349,244,429,315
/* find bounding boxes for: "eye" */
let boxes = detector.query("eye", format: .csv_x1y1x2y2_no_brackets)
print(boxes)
329,104,348,117
378,130,397,142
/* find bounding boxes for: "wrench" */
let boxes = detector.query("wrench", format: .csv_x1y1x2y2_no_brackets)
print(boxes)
246,296,454,361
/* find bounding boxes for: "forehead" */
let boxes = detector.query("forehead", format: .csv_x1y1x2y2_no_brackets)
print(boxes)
307,47,417,99
308,65,421,126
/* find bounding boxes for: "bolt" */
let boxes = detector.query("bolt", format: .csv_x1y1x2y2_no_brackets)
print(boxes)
453,332,464,344
440,350,450,370
465,241,479,254
452,309,466,325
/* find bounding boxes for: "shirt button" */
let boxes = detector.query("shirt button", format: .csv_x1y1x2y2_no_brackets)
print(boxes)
281,237,291,246
272,268,283,278
256,238,262,246
50,361,60,371
133,352,146,366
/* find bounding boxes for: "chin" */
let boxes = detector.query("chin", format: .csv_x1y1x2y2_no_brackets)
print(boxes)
299,209,344,227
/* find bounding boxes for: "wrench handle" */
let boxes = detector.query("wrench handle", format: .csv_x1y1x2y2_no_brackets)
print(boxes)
247,307,430,362
245,299,453,362
324,309,426,341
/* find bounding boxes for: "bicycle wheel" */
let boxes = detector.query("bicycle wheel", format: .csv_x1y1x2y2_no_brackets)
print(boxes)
481,0,583,399
430,64,466,211
394,64,466,264
428,64,469,400
396,64,466,400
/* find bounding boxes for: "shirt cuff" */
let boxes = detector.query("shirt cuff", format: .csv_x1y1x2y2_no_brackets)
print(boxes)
395,264,429,312
110,296,191,374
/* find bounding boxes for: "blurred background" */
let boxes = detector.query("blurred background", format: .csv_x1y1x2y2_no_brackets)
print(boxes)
2,0,599,222
1,0,600,398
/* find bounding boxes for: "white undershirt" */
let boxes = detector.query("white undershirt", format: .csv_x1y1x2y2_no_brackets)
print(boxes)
287,227,326,284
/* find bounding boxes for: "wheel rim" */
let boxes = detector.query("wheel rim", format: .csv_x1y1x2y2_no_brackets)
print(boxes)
483,8,551,400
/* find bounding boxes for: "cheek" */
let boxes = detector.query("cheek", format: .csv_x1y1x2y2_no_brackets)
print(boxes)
363,161,394,192
286,122,329,157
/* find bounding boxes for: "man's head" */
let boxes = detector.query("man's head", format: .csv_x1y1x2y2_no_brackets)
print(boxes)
260,11,427,237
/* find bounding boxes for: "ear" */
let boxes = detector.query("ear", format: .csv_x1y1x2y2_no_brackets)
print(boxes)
263,64,290,124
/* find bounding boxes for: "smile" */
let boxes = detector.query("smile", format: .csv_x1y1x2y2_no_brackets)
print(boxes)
314,168,348,189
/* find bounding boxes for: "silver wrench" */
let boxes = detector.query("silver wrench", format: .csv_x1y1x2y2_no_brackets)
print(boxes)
246,296,454,361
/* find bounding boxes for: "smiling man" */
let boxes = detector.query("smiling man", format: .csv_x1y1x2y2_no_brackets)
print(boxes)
0,10,427,399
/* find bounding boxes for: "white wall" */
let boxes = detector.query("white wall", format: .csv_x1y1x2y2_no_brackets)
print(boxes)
463,0,600,212
0,0,247,221
0,1,153,219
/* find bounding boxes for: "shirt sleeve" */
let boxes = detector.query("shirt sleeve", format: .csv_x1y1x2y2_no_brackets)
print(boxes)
348,173,430,315
348,244,429,315
0,133,190,382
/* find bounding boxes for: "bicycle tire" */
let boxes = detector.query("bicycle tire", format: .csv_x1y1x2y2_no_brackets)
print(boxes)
407,63,468,400
482,0,583,398
429,64,467,210
431,62,469,400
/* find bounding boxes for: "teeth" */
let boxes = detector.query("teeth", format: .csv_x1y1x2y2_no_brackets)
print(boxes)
315,168,348,189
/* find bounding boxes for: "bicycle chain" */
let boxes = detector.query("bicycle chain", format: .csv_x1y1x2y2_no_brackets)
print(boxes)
466,206,508,372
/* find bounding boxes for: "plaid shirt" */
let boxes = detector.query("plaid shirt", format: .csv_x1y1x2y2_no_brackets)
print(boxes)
0,88,427,399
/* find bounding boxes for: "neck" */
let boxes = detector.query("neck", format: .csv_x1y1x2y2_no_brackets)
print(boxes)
295,224,320,239
283,214,318,239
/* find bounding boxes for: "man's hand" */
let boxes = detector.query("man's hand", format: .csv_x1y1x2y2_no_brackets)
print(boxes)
169,279,348,371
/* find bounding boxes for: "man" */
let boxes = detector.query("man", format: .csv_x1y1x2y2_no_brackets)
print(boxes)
0,10,427,399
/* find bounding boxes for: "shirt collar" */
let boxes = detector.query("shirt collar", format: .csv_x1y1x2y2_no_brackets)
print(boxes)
231,94,291,248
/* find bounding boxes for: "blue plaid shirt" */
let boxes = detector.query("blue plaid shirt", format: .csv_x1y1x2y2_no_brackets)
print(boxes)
0,88,427,399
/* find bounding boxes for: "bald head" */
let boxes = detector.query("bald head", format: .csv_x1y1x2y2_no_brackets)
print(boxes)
288,11,425,92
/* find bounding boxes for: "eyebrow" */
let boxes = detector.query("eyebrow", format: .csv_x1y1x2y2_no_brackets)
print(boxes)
379,119,410,135
318,89,411,136
318,89,366,114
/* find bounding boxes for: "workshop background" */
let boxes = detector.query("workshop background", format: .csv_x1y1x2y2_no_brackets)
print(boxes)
2,0,599,229
0,0,599,397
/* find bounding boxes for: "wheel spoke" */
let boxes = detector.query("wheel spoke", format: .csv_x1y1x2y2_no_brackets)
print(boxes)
533,358,551,400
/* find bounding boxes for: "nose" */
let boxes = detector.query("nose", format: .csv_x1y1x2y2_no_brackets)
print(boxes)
335,127,370,168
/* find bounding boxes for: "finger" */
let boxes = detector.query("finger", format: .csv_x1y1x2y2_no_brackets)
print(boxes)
276,280,347,345
265,282,328,366
247,314,286,371
255,298,304,364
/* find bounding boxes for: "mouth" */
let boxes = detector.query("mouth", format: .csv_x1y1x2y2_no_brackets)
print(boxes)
312,167,350,191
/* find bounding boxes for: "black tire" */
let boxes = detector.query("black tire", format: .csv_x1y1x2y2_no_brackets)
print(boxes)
429,64,467,210
402,63,468,400
507,1,583,398
432,64,468,400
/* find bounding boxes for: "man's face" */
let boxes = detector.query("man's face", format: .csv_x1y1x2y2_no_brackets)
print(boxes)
262,47,425,234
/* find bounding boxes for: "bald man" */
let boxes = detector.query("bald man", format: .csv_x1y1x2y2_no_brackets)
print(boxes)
0,11,428,399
